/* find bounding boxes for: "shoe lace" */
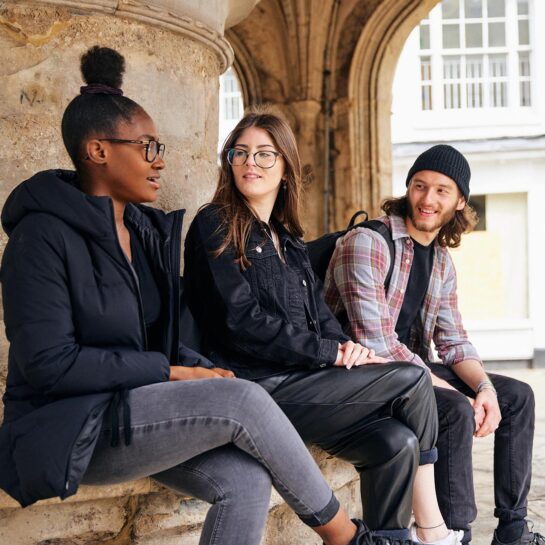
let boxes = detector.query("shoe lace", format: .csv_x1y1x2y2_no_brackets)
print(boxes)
530,533,545,545
356,533,380,545
525,521,545,545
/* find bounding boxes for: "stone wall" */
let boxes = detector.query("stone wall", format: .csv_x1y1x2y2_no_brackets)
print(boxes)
0,447,361,545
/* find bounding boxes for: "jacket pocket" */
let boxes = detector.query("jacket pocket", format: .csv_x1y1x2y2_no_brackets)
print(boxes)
244,245,279,314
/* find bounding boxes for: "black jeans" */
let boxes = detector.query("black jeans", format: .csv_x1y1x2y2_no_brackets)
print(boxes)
256,362,438,532
428,363,535,543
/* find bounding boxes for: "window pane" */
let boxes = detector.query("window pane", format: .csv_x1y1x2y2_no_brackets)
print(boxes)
466,55,483,78
422,86,433,110
489,54,507,77
444,83,462,108
466,55,483,108
519,52,531,77
420,24,431,49
465,0,483,17
443,56,461,79
443,24,461,48
518,19,530,45
467,82,483,107
517,0,529,15
520,81,531,106
421,57,432,80
466,23,483,47
488,22,506,46
490,81,507,107
443,0,460,18
487,0,505,17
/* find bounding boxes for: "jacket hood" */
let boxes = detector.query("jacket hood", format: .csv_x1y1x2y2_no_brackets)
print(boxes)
2,170,117,239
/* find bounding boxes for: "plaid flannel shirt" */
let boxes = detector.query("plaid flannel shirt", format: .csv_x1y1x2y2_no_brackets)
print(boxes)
323,214,481,368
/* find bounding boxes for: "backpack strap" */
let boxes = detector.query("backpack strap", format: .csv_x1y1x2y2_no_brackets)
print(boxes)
347,210,368,227
334,216,396,329
363,219,395,291
344,213,395,290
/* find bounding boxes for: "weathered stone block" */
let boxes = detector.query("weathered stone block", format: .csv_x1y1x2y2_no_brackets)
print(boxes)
0,496,128,545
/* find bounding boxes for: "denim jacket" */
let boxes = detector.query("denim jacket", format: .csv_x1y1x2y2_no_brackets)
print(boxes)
184,204,349,380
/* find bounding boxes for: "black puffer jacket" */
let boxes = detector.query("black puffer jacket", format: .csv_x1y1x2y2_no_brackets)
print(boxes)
0,169,211,507
184,204,349,381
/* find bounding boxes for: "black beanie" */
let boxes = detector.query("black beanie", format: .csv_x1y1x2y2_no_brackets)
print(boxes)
405,144,471,201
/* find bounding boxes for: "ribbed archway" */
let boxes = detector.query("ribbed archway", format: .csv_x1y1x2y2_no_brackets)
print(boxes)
228,0,440,236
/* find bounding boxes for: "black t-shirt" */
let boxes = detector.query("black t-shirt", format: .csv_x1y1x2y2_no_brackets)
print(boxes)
128,226,162,350
395,238,434,346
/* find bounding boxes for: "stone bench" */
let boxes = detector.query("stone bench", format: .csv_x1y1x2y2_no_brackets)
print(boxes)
0,446,361,545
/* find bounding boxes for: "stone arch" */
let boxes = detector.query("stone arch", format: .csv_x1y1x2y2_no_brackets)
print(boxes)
344,0,440,223
226,29,262,106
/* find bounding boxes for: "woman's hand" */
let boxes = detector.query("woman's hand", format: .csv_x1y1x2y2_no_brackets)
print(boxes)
169,366,235,381
334,341,388,369
212,367,236,378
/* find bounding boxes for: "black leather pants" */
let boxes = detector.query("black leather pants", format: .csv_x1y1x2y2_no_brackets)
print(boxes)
256,362,438,531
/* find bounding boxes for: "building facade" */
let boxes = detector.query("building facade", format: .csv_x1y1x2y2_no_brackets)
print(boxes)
391,0,545,365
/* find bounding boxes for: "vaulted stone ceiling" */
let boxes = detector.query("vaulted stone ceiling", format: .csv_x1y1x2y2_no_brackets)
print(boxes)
228,0,439,236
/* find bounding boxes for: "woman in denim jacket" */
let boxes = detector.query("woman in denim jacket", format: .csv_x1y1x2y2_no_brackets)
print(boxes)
184,108,462,545
0,47,388,545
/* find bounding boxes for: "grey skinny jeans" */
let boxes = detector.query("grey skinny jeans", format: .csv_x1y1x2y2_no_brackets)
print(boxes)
82,378,339,545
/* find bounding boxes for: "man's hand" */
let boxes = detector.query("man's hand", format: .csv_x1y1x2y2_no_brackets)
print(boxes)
334,341,388,369
473,389,501,437
169,366,235,381
466,396,486,431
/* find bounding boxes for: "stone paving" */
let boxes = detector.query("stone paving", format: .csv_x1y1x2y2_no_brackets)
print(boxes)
471,367,545,545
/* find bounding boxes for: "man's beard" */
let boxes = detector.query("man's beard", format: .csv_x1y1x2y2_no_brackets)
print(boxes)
407,200,458,233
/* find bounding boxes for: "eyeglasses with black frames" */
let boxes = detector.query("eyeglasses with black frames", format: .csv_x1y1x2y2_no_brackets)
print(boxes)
98,138,166,163
226,148,281,169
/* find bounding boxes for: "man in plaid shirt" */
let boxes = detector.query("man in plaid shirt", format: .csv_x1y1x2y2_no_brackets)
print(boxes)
324,145,540,545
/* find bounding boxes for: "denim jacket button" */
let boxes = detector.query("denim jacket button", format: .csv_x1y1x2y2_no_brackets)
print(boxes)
319,363,326,368
256,246,262,253
302,279,307,286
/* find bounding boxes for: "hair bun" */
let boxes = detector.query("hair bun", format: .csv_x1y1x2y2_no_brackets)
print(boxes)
80,46,125,89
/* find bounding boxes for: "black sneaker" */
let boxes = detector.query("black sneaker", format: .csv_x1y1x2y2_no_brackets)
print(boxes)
491,522,545,545
347,519,418,545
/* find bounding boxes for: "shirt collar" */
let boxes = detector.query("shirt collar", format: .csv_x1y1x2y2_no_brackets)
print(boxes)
388,214,410,241
389,213,442,250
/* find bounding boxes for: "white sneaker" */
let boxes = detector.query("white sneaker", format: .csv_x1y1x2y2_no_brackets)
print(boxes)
410,524,464,545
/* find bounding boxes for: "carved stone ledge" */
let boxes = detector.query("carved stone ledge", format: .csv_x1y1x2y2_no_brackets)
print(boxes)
29,0,235,71
0,478,158,510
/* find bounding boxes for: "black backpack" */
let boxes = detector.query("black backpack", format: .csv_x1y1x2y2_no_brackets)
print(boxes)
306,211,395,289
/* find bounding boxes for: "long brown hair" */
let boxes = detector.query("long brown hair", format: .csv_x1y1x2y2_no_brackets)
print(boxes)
210,106,304,269
381,194,478,248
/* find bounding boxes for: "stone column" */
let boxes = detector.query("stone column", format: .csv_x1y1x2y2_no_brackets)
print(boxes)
0,0,258,417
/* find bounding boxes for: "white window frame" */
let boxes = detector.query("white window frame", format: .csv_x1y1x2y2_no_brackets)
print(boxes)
417,0,534,123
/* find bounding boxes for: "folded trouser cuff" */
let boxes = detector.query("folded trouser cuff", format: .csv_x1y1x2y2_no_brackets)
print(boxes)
420,447,438,465
298,492,340,527
374,528,411,540
494,507,527,521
